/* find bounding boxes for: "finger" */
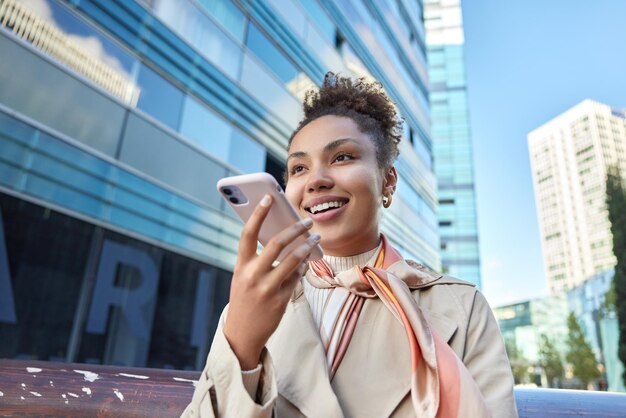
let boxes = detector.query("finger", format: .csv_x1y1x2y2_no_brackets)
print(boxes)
269,234,320,288
256,217,314,266
238,194,272,260
279,260,308,295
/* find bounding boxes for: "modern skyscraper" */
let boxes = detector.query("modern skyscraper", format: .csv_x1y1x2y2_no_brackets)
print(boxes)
424,0,481,287
0,0,438,368
528,100,626,295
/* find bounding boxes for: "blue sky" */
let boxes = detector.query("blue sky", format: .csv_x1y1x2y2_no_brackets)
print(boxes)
461,0,626,307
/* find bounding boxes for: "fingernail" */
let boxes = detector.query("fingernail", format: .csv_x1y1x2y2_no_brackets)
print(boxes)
309,234,321,243
302,218,313,227
260,194,271,207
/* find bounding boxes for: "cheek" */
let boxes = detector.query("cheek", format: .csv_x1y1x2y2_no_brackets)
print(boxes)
284,182,300,208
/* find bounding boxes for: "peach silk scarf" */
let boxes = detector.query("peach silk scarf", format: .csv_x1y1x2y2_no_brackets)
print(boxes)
306,235,489,418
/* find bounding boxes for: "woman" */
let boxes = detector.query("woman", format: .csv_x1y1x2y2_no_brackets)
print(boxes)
183,74,517,417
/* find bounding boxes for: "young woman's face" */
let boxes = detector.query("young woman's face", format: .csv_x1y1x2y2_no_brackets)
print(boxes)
286,115,393,256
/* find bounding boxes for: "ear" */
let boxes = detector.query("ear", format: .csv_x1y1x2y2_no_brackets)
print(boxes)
383,166,398,195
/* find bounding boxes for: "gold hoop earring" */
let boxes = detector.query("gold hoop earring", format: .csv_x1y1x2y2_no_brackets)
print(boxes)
383,194,392,208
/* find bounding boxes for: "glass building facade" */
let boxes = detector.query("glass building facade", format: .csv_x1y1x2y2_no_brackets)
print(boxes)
424,0,481,287
0,0,438,369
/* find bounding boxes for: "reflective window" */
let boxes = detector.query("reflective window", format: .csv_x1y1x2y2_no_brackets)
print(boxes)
196,0,247,42
120,113,227,208
267,0,307,38
152,0,243,77
1,0,138,106
229,130,266,173
239,52,302,127
136,63,184,130
299,0,336,44
245,23,298,84
179,95,233,161
0,192,232,370
0,33,125,156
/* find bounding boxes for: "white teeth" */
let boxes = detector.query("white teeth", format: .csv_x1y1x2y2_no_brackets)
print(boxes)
309,201,344,214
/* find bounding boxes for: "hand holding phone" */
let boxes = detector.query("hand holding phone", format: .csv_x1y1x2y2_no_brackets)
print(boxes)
217,172,324,261
218,173,323,369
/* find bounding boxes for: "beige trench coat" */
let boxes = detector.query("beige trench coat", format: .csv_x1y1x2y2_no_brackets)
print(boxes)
182,269,518,418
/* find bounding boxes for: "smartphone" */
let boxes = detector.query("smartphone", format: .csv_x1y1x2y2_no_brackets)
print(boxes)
217,172,324,261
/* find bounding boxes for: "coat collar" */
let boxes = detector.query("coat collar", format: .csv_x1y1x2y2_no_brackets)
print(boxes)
273,271,461,417
267,294,344,418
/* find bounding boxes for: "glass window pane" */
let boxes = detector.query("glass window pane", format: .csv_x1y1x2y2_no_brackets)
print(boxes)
299,0,336,44
153,0,243,77
239,53,302,127
179,95,233,161
267,0,307,38
0,193,94,362
245,23,298,84
196,0,247,42
3,0,139,105
136,64,184,130
120,113,227,208
0,33,125,156
228,131,266,173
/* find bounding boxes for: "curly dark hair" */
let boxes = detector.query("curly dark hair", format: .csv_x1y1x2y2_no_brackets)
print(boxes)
287,72,402,170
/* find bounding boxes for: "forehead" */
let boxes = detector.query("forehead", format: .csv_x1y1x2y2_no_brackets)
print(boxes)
289,115,375,153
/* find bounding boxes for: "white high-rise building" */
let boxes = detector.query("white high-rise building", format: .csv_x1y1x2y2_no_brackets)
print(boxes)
528,100,626,295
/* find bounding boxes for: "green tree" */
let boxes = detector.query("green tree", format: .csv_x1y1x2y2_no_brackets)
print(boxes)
566,313,601,388
606,166,626,386
505,339,531,385
538,334,564,388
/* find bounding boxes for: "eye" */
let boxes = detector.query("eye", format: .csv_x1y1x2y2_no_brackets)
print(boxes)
290,165,306,175
334,153,353,163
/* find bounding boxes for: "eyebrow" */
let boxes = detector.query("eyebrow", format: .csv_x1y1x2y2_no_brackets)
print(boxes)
287,138,358,161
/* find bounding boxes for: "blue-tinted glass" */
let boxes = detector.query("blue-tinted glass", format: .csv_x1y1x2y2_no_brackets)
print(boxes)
152,0,242,77
228,131,266,173
245,23,298,84
299,0,335,43
113,187,169,222
120,113,227,208
239,53,302,126
197,0,247,42
136,64,184,130
43,0,136,74
0,33,126,156
179,95,233,161
24,175,103,219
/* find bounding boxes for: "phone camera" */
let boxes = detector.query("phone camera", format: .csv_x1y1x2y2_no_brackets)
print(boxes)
229,197,239,204
222,188,233,196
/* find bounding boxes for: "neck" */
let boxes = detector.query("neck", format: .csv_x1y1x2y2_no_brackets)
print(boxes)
323,242,381,273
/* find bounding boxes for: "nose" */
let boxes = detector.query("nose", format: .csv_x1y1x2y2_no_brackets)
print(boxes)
306,165,334,193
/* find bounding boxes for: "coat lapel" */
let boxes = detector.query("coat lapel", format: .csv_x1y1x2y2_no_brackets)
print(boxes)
331,290,459,418
267,288,344,418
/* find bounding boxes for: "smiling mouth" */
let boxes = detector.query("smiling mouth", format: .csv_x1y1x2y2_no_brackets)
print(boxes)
305,200,347,214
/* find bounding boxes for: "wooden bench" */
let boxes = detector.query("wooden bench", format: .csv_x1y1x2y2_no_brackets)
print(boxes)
1,359,625,417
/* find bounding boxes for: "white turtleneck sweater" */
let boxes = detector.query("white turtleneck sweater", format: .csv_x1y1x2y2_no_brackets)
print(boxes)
240,244,381,400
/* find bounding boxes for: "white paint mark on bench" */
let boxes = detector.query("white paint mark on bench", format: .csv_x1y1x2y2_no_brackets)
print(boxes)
113,388,124,402
82,387,92,396
68,392,79,398
30,391,42,397
118,373,149,379
74,370,100,382
173,377,198,387
26,367,42,373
